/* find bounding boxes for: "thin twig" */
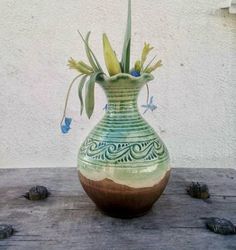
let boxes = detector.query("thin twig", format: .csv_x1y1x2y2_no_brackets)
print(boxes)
143,55,157,72
146,83,150,104
60,74,83,124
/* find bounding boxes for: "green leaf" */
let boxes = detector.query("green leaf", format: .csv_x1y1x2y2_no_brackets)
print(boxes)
85,72,101,119
103,33,122,76
86,38,103,73
84,32,98,72
78,75,88,115
121,0,131,73
78,31,103,73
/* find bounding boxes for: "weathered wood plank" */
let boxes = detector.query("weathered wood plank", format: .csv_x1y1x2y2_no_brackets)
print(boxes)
0,168,235,250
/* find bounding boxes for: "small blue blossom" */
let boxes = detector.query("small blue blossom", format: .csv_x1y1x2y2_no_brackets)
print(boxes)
141,96,157,114
130,70,141,77
103,104,108,112
61,117,72,134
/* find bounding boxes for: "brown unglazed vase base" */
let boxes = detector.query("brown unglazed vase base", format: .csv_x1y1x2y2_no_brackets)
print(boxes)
79,170,171,218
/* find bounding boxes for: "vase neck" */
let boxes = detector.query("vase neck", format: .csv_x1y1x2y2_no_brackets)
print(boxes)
103,84,141,114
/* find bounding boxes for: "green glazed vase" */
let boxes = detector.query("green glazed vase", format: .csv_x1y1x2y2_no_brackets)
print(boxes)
78,73,170,218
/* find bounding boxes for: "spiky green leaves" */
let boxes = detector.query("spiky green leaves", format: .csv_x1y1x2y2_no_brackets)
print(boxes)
68,31,104,76
102,0,131,75
85,74,96,119
61,71,102,126
77,72,104,119
62,0,165,129
85,72,102,118
65,31,105,119
78,75,88,115
103,34,121,76
78,31,104,73
121,0,131,73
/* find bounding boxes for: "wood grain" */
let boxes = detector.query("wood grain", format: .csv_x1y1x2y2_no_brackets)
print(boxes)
0,168,235,250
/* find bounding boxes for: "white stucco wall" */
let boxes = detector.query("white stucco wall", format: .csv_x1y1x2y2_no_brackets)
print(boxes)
0,0,235,169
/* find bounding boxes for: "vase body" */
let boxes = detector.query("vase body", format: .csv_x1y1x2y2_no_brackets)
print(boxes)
78,74,170,218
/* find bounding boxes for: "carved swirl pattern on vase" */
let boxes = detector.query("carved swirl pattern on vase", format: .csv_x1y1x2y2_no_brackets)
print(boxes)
79,138,169,164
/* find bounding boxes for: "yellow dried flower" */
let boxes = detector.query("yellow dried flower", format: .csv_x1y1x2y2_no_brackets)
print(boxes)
68,58,93,75
134,60,142,72
141,43,154,67
145,60,163,73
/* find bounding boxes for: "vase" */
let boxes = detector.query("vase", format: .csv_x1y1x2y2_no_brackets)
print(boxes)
78,73,170,218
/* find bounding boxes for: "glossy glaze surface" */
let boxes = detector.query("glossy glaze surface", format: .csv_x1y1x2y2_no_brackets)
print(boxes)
78,74,170,217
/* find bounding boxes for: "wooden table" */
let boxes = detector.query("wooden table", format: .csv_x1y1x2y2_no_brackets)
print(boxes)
0,168,235,250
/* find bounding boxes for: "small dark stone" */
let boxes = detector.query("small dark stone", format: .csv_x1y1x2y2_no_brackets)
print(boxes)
206,217,236,235
24,186,50,201
186,182,210,199
0,224,14,240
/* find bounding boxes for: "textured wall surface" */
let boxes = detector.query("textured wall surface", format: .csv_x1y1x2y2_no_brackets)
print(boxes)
0,0,235,169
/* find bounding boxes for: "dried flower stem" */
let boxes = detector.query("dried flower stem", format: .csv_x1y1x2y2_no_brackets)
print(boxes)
60,74,83,125
146,83,150,104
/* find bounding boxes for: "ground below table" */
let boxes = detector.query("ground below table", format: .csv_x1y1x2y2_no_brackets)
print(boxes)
0,168,235,250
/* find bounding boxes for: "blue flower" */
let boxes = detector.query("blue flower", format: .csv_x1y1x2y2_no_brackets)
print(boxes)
60,117,72,134
141,96,157,114
103,104,108,112
130,70,141,77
